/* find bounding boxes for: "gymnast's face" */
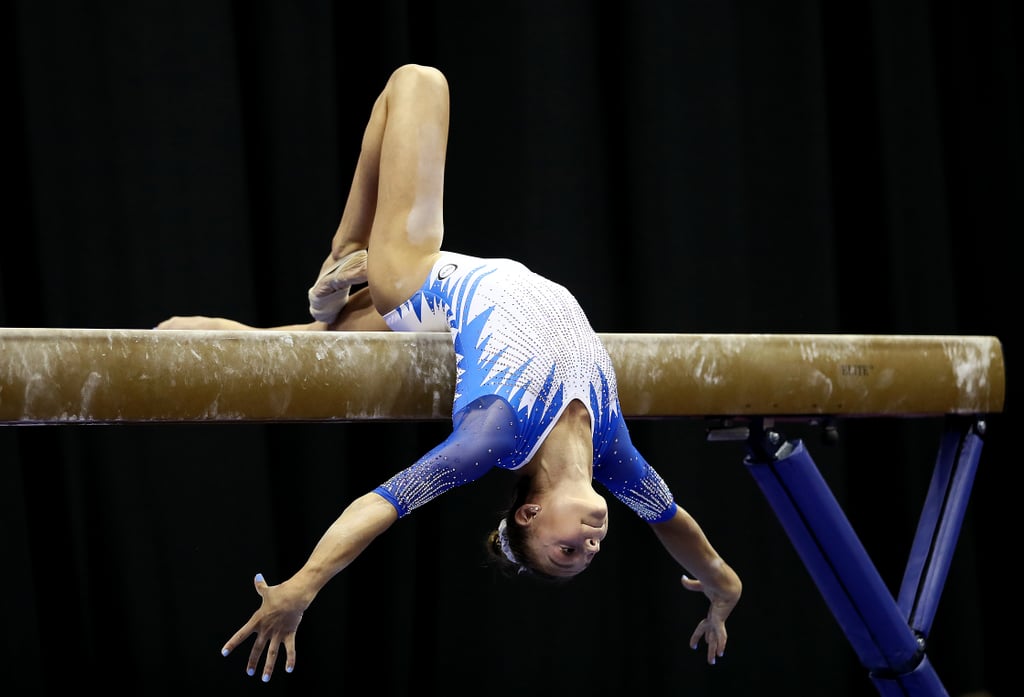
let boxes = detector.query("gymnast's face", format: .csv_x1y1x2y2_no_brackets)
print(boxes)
517,493,609,577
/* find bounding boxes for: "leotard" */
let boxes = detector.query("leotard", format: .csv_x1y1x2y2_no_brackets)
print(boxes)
372,252,677,523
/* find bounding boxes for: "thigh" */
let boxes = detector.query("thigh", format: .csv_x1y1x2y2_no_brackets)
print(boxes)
368,249,442,313
365,66,450,312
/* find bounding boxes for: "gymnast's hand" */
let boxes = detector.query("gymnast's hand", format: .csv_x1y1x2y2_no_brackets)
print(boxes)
681,571,741,666
221,572,310,682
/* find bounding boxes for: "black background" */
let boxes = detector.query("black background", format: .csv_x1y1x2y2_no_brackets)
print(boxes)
2,2,1018,696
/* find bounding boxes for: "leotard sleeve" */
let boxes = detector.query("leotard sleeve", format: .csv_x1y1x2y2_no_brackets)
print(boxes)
373,396,519,517
593,415,678,523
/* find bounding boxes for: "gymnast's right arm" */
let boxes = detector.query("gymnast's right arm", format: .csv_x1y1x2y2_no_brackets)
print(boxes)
220,492,398,682
221,397,514,681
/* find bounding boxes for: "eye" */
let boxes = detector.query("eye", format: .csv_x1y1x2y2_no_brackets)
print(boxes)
560,546,575,556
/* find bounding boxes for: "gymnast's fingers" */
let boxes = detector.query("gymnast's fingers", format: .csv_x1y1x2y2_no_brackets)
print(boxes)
680,573,703,592
708,624,726,665
252,572,269,594
220,573,268,657
284,634,297,676
246,634,269,679
260,639,281,682
690,620,726,666
688,618,707,654
221,614,259,656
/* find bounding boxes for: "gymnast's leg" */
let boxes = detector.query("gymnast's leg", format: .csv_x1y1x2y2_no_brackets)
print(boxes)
158,66,447,333
311,64,448,323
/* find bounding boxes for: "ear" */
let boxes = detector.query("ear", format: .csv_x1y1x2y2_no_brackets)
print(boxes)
514,504,541,525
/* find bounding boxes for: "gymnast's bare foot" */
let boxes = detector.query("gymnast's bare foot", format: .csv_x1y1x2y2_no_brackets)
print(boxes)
155,316,256,330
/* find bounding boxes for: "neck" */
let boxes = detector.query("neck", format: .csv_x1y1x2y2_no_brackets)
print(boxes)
527,400,593,487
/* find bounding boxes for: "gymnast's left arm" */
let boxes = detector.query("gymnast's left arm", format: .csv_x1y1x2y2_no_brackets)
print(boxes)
650,508,742,666
593,416,741,665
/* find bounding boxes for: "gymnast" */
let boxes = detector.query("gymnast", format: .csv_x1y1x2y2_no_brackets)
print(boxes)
157,64,742,682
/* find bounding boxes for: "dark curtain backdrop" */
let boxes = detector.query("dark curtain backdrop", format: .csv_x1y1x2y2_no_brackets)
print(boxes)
2,2,1018,696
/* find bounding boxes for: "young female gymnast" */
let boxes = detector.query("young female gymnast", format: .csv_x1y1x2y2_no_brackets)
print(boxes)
158,63,742,683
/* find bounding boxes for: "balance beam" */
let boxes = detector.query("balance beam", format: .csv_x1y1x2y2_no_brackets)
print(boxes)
0,329,1005,424
0,327,1007,697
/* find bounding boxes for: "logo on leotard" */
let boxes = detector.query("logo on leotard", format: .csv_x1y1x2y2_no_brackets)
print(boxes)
437,264,457,279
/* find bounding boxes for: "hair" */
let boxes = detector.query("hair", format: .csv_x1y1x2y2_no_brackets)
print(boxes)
484,475,567,584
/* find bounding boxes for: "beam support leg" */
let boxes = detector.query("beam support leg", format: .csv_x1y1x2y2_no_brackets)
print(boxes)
741,418,984,696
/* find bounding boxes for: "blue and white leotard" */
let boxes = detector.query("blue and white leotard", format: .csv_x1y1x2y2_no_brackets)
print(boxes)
372,252,677,523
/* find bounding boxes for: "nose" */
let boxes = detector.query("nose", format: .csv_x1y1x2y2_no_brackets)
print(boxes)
586,537,601,553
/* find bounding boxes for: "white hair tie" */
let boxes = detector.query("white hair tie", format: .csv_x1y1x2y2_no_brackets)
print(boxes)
497,518,518,564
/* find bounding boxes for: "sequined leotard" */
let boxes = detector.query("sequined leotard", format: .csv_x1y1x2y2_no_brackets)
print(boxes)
372,251,677,523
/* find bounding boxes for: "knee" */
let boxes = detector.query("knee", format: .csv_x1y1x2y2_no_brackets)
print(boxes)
388,63,448,94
